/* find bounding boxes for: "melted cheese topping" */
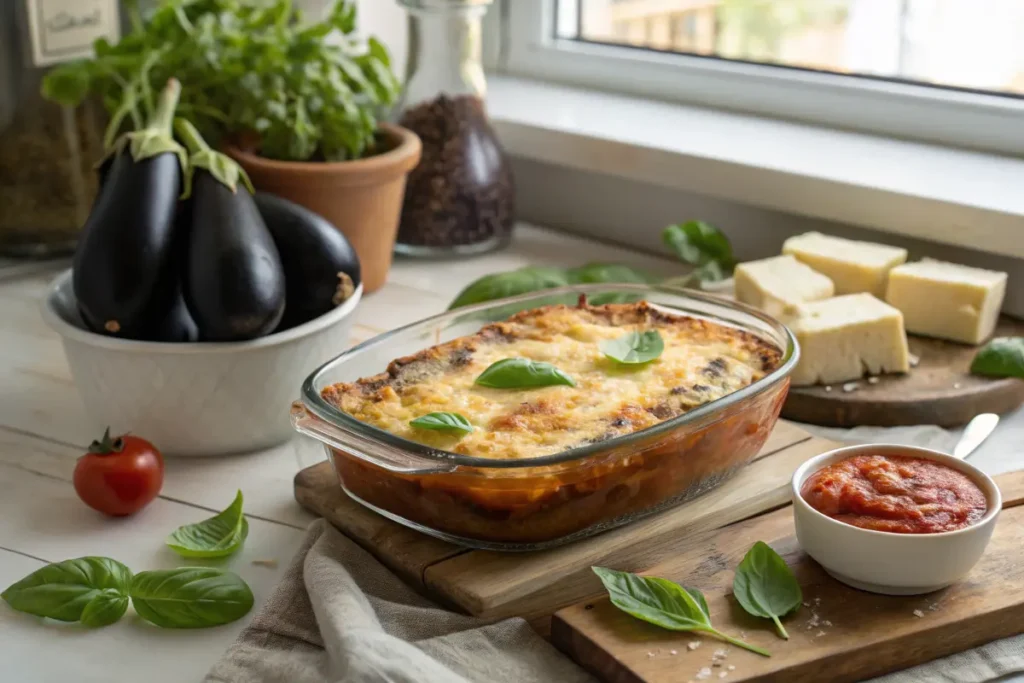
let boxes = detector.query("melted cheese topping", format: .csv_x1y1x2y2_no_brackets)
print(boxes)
323,302,780,460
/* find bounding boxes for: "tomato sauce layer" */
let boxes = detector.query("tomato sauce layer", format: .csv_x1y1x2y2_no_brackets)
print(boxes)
800,455,987,534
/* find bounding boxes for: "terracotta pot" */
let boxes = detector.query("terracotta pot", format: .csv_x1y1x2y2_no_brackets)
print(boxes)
226,124,422,293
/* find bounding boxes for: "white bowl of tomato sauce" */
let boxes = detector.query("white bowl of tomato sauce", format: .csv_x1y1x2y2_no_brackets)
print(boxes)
792,444,1001,595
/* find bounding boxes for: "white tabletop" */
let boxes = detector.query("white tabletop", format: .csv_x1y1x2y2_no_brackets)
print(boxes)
2,224,1021,683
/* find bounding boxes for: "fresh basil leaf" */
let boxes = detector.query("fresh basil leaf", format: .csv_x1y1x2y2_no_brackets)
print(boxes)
129,568,254,629
1,557,132,622
475,358,576,389
566,263,651,285
732,541,802,640
971,337,1024,379
80,589,129,628
684,586,710,618
166,490,248,559
600,330,664,364
448,267,571,310
410,412,474,434
592,566,710,631
662,221,735,281
592,566,770,657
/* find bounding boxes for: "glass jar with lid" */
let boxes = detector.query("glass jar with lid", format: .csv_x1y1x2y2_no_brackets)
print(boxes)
0,1,118,259
394,0,515,257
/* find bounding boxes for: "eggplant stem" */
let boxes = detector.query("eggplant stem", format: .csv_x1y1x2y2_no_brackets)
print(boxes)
147,78,182,136
174,118,211,156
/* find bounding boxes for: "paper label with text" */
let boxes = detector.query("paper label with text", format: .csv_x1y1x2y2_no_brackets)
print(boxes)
26,0,121,67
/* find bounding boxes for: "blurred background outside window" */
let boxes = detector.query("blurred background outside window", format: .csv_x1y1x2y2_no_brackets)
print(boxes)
556,0,1024,97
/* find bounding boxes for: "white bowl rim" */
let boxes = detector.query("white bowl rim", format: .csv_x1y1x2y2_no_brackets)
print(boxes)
41,269,363,354
792,442,1002,540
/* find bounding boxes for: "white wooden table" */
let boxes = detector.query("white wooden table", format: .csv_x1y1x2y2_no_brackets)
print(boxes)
2,224,1021,682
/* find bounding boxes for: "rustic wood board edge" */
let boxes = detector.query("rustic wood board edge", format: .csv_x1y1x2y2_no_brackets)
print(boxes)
550,470,1024,683
423,437,839,621
783,315,1024,428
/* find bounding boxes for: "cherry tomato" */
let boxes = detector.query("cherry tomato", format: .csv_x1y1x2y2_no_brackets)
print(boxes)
73,428,164,516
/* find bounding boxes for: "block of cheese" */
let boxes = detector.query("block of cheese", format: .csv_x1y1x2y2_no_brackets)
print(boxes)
885,259,1007,344
734,255,834,318
782,232,907,297
789,293,910,386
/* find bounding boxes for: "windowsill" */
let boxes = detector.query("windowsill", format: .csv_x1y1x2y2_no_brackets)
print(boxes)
486,75,1024,259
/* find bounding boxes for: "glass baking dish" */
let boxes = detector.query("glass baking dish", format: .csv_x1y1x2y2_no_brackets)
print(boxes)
292,284,799,551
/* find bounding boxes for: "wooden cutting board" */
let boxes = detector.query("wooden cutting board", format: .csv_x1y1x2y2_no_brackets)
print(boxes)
552,470,1024,683
782,315,1024,428
294,420,840,622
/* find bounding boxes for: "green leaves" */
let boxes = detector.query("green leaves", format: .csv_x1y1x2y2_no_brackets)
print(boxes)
80,589,130,628
410,412,475,434
475,359,576,389
166,490,248,559
2,559,254,630
449,267,572,310
1,557,132,625
733,542,802,640
971,337,1024,379
445,222,735,311
129,568,254,629
592,567,770,657
600,330,664,364
39,0,398,162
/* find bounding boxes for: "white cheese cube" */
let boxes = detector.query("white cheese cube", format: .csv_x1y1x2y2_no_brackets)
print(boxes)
789,293,910,386
782,232,908,297
885,259,1007,344
734,255,834,318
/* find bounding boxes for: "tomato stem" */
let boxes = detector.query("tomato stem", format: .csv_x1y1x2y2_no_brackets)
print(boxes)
88,427,125,455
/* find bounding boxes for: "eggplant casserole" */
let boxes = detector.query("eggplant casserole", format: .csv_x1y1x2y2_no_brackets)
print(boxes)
321,298,782,460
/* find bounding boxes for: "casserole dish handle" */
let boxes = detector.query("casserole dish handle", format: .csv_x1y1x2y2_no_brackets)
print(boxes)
290,402,457,475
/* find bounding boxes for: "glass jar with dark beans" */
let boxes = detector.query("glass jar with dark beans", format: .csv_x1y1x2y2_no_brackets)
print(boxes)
394,0,515,256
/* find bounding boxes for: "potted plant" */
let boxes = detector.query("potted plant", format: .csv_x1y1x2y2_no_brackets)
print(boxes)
42,0,419,292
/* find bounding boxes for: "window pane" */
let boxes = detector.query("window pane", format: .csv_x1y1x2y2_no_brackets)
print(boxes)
562,0,1024,97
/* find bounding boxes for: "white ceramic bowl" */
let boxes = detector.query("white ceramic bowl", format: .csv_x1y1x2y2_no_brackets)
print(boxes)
42,269,362,457
792,443,1001,595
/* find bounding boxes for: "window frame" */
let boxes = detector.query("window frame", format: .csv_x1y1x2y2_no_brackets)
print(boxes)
493,0,1024,157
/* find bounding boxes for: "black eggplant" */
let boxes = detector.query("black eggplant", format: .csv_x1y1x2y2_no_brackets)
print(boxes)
255,192,362,331
176,119,285,341
73,79,187,338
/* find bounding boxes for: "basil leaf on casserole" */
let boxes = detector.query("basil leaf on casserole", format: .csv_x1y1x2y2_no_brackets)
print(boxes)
410,412,475,434
474,358,576,389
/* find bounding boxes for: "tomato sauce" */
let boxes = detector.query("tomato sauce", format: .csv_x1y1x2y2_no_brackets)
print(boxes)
800,455,987,534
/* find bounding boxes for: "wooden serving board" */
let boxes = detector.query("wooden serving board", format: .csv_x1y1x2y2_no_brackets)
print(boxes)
295,420,839,622
782,315,1024,428
552,470,1024,683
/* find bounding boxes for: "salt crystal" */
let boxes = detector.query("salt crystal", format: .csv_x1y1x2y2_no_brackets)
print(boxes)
687,641,701,651
913,609,925,618
670,650,678,656
713,649,727,659
823,620,832,627
817,630,826,637
647,652,655,658
928,603,940,611
696,667,713,680
909,353,921,367
727,665,736,672
842,382,859,393
868,376,880,385
802,602,810,607
953,382,962,389
824,385,833,392
719,673,729,679
814,597,821,605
